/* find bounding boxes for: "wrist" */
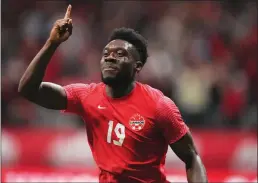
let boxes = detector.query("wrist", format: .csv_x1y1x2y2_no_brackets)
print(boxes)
45,39,61,48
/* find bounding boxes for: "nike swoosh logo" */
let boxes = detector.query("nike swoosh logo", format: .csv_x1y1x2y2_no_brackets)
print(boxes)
98,105,106,109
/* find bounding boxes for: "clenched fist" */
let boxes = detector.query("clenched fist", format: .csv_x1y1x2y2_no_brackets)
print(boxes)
48,5,73,44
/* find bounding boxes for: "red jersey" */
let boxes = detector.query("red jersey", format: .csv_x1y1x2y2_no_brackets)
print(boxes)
63,82,189,183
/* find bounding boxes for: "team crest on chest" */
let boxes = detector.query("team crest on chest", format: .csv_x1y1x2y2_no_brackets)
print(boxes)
129,114,145,131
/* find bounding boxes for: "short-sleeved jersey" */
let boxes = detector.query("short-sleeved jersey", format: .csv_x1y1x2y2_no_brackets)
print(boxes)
63,82,189,183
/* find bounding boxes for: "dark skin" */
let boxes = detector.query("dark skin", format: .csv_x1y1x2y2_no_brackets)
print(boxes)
18,5,207,183
101,39,143,98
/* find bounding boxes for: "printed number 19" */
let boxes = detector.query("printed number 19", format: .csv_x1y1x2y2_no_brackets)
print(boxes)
107,121,125,146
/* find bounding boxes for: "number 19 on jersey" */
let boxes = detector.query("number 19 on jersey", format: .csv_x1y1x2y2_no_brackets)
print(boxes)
107,120,125,146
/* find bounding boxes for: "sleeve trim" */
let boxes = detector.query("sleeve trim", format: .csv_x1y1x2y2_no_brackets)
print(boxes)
168,126,189,144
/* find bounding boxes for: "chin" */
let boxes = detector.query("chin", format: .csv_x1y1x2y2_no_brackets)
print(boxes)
101,73,134,87
101,75,119,86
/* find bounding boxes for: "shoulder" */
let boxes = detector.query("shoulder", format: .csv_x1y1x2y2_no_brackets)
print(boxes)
136,82,177,109
64,82,103,90
156,95,177,111
63,82,104,99
136,82,164,101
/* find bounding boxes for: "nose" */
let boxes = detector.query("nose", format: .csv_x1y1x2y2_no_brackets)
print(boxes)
105,53,117,63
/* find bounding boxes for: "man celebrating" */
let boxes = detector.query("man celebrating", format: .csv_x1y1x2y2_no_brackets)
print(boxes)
18,5,208,183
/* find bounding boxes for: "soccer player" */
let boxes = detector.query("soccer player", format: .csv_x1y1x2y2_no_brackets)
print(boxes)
18,5,207,183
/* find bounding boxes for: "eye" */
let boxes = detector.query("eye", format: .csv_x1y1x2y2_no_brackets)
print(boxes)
103,50,109,57
117,50,124,57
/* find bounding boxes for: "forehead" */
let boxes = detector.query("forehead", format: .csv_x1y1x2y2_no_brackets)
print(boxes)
104,39,133,51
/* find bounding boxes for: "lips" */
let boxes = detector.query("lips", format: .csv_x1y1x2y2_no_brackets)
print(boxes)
102,65,119,71
104,68,117,71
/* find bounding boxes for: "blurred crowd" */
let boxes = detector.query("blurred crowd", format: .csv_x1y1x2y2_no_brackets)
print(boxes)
2,1,257,129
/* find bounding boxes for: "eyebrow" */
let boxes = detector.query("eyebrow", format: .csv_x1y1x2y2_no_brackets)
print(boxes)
103,47,128,52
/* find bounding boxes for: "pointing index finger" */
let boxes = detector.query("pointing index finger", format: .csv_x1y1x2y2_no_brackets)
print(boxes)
64,5,72,19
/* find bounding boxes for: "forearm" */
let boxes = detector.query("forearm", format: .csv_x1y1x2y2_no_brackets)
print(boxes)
18,40,59,95
186,155,208,183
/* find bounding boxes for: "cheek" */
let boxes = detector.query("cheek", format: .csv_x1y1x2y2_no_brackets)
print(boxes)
100,58,105,67
118,57,127,63
117,58,134,74
122,63,135,75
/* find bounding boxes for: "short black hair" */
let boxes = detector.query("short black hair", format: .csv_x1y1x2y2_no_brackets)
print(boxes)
108,27,148,65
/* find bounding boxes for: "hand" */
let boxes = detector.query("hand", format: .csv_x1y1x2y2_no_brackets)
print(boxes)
48,5,73,44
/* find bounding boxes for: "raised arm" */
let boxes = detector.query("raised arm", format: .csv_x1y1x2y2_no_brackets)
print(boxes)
170,132,208,183
18,5,73,109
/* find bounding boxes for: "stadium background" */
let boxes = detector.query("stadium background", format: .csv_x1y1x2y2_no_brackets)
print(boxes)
1,1,257,182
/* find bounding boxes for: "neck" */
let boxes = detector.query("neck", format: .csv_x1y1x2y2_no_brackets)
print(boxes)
105,82,135,98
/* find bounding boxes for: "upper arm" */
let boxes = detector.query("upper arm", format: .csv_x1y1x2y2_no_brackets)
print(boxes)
28,82,67,110
24,82,93,114
169,131,199,168
155,96,189,144
61,83,91,115
155,96,199,167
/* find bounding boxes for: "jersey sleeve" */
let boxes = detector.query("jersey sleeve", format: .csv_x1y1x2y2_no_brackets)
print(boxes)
62,83,92,115
155,96,189,144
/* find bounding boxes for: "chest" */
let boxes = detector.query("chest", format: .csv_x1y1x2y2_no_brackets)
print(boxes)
81,96,160,143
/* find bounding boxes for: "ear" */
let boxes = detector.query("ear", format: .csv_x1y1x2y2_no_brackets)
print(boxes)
135,61,143,73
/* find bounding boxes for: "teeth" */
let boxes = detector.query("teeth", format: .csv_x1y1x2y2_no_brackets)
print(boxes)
104,68,116,71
